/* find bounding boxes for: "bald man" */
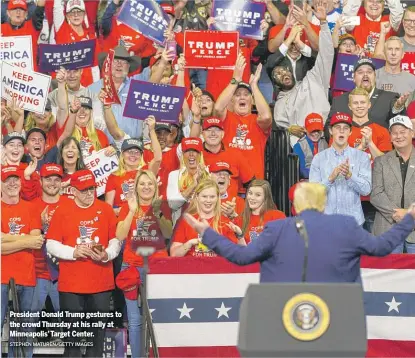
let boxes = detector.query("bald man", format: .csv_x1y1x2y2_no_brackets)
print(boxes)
184,183,415,283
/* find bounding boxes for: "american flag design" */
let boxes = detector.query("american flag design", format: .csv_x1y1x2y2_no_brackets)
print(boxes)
80,139,93,157
134,218,152,237
146,256,415,357
248,230,259,243
8,221,25,235
77,226,98,244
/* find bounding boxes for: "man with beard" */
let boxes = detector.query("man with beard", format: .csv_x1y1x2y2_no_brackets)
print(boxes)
310,113,371,225
273,5,333,146
326,58,408,141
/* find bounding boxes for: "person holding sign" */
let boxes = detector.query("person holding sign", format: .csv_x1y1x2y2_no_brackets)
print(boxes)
105,116,162,215
1,0,46,71
214,55,272,184
116,170,172,358
53,0,99,86
167,137,210,225
171,179,238,257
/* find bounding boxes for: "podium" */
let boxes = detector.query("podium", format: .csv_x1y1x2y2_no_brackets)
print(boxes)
238,283,367,357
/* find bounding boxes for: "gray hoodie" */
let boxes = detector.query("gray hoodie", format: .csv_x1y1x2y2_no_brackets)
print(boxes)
274,22,334,147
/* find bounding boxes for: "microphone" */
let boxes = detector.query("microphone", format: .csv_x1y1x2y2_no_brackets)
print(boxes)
295,218,309,282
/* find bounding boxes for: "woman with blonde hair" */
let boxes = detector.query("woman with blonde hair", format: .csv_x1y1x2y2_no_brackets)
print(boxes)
170,179,237,257
167,137,210,225
116,169,172,358
105,116,162,215
227,180,286,245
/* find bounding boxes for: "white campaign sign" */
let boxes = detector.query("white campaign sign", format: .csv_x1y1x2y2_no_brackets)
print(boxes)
1,62,51,114
0,36,33,70
84,149,119,197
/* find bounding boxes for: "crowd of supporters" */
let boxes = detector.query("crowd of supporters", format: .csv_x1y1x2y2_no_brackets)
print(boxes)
1,0,415,357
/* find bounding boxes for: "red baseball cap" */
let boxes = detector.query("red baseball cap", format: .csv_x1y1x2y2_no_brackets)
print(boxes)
8,0,27,11
161,4,175,16
40,164,63,178
202,117,224,131
70,169,96,191
1,166,21,181
116,267,141,301
182,137,203,153
210,161,233,175
304,113,324,133
329,112,352,127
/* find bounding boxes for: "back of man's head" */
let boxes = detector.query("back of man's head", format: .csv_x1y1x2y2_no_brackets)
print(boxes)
293,183,327,214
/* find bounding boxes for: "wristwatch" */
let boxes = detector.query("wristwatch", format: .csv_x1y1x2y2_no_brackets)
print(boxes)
230,78,240,85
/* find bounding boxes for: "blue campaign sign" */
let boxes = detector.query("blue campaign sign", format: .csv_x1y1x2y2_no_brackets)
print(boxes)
211,0,265,40
123,80,186,124
38,40,96,72
117,0,170,45
333,54,385,92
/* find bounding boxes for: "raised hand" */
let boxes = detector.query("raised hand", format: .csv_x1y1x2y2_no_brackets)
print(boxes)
249,63,262,87
153,195,163,217
70,96,81,114
312,0,327,21
10,97,25,120
233,53,246,82
380,21,391,35
24,158,38,179
395,92,410,110
56,67,67,84
127,193,138,214
145,115,156,132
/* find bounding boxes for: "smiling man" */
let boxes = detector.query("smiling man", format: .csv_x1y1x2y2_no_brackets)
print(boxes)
310,112,372,225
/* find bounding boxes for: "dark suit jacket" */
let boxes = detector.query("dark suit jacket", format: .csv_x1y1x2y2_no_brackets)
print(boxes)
202,210,415,283
324,88,402,141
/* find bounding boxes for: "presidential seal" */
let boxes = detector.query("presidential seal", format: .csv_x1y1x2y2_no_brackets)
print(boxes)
282,293,330,341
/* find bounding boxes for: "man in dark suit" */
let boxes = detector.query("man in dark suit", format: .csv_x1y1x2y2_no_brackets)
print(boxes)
325,58,408,141
184,183,415,283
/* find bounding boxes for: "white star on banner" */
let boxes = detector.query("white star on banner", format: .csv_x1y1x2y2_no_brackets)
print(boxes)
149,309,156,319
215,302,232,318
385,296,402,313
177,302,194,319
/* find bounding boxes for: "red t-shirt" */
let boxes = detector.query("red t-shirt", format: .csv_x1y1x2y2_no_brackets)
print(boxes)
1,21,40,71
203,145,254,196
222,111,271,182
31,197,67,280
1,199,42,286
55,21,97,86
172,215,238,257
105,170,137,208
235,210,286,244
143,145,180,198
45,199,117,293
79,127,110,157
118,205,170,267
351,14,394,55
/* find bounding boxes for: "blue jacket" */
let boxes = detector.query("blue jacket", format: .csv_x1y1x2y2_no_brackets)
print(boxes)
202,210,415,283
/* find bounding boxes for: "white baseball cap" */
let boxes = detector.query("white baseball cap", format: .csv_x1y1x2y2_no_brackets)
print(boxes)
66,0,85,13
389,115,413,130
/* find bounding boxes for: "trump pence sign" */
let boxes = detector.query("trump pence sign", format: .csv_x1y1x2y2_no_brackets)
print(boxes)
184,31,239,69
123,80,186,124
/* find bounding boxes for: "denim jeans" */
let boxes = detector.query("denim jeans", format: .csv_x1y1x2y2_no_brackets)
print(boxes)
1,283,35,357
121,263,145,358
26,278,60,357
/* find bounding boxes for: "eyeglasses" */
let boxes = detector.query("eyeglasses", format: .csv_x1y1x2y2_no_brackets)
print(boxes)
68,10,85,17
79,187,95,195
113,59,129,66
403,19,415,25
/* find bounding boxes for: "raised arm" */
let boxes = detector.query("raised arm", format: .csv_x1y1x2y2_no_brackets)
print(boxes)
53,0,66,33
56,67,68,127
250,64,272,131
98,89,125,141
214,53,246,120
146,116,162,176
56,96,79,147
386,0,404,31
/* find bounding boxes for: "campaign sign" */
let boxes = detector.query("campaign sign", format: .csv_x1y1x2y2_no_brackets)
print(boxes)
38,39,96,72
184,31,239,69
103,49,121,105
1,62,51,114
333,54,385,92
84,149,119,197
0,36,33,70
211,0,265,40
123,80,186,124
117,0,170,45
401,52,415,75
